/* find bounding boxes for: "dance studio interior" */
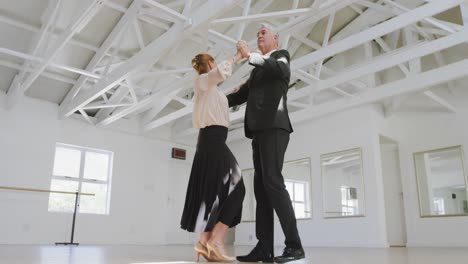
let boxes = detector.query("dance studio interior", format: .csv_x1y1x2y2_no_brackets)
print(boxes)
1,0,468,263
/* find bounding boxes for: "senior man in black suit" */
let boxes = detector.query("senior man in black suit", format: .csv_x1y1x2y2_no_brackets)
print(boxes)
228,23,305,263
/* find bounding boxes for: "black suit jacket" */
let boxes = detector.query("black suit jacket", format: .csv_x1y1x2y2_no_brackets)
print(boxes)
227,49,293,139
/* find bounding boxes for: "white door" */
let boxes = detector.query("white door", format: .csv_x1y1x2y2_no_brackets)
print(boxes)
380,137,407,246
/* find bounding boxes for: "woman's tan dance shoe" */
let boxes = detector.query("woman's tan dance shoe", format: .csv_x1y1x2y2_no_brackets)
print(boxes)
194,241,214,262
206,240,236,262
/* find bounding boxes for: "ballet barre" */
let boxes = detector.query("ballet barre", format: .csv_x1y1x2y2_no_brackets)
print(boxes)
0,185,95,246
0,185,94,196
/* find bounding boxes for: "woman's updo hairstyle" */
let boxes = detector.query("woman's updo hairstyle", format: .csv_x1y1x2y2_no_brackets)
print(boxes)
192,53,214,75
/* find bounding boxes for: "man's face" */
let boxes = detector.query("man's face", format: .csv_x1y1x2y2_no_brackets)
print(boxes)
257,26,277,54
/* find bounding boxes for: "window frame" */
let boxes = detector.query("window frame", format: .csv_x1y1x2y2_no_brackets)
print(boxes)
48,143,113,215
285,179,311,219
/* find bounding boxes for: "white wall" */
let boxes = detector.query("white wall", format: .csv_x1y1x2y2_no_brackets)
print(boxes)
0,96,181,245
229,106,388,247
380,141,407,246
376,105,468,247
164,150,199,245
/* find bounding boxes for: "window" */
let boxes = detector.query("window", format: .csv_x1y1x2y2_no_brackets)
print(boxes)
48,143,113,215
340,186,359,216
433,197,445,215
285,180,310,219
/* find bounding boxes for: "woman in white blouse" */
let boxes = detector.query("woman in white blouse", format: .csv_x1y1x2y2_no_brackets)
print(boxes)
180,52,245,262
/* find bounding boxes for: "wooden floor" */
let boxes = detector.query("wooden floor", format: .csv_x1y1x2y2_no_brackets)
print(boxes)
0,245,467,264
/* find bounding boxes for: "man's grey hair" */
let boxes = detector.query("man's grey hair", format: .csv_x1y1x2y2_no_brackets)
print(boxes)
259,23,279,37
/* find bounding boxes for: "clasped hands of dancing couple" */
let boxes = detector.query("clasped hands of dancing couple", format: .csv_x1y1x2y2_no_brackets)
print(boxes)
180,23,305,263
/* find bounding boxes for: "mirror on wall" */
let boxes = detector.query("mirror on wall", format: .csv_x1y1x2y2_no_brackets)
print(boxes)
322,148,366,218
283,158,312,219
240,158,312,222
414,146,468,217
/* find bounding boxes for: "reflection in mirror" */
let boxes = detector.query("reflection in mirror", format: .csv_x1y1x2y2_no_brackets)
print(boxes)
283,159,312,219
414,146,468,217
241,169,256,222
241,158,312,222
322,148,365,218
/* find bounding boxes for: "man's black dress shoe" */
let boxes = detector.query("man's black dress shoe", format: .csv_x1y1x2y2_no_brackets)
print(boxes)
236,243,273,262
273,247,305,263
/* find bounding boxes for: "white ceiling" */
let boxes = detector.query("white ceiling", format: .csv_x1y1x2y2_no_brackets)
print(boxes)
1,0,467,143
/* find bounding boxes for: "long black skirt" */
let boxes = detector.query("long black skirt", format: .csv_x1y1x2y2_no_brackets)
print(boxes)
180,125,245,232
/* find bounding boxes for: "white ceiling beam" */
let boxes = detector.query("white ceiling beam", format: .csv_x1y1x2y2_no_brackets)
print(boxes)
320,66,368,90
290,34,322,50
139,74,194,125
291,0,466,71
403,28,422,75
107,0,184,25
173,97,194,107
384,27,420,118
165,0,186,9
82,102,133,110
211,8,313,24
59,0,141,116
315,28,468,94
98,73,194,126
236,0,252,40
63,0,238,119
276,0,360,36
133,20,146,50
412,24,458,93
292,57,468,124
416,26,451,36
433,49,457,93
125,79,139,104
18,0,61,73
140,96,173,125
208,29,237,48
0,47,147,107
415,26,457,114
386,29,400,50
356,0,395,14
6,0,62,109
144,106,192,131
374,37,410,76
95,87,129,121
134,68,193,78
0,59,76,84
142,0,188,22
19,0,105,93
138,8,181,25
138,14,171,30
461,3,468,25
78,109,96,125
364,41,377,88
383,0,459,33
0,13,100,52
349,4,364,14
281,0,300,49
423,90,457,113
315,12,335,78
331,0,388,42
94,61,126,74
0,46,101,79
